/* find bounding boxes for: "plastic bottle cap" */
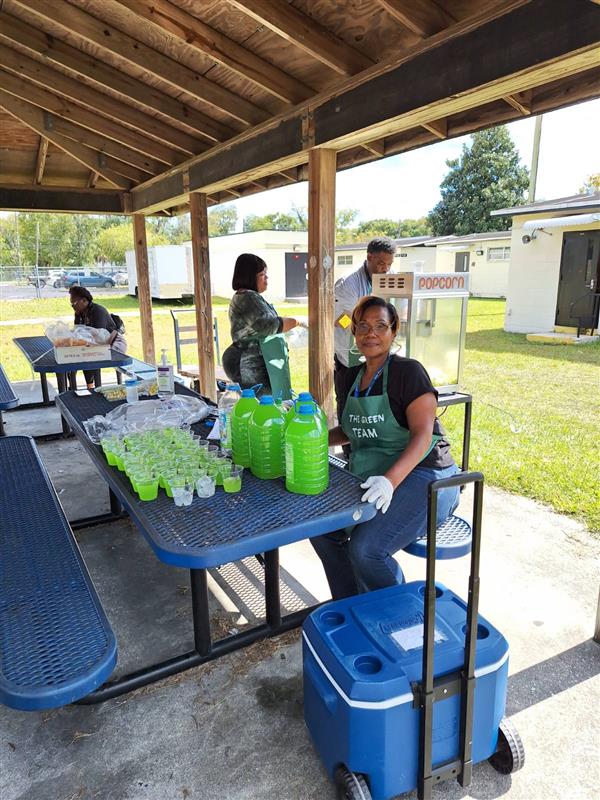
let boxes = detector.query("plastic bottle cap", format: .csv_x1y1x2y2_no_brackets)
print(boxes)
297,392,313,400
241,388,255,398
298,403,314,414
227,383,241,391
260,395,274,405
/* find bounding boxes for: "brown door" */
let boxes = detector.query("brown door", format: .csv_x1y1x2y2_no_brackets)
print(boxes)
555,231,600,329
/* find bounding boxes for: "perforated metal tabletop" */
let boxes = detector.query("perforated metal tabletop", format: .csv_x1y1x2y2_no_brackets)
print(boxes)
0,436,117,710
56,390,376,569
0,365,18,411
14,335,132,373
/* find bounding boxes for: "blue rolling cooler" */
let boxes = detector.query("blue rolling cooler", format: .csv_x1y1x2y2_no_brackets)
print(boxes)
303,472,524,800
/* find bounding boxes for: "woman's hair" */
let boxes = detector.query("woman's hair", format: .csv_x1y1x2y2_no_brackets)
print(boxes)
351,295,399,335
69,285,93,303
232,253,267,291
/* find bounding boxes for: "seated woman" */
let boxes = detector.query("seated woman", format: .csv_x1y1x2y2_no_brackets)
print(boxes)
69,285,127,390
312,295,460,599
223,253,301,398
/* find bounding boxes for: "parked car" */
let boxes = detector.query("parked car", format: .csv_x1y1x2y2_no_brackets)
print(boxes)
109,270,128,285
63,271,116,288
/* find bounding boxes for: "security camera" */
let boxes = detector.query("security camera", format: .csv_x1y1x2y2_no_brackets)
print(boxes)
522,234,532,244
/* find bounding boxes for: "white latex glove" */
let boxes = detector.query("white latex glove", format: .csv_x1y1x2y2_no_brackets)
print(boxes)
295,316,309,329
360,475,394,514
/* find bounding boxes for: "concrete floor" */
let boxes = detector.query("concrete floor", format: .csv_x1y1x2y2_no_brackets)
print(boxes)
1,386,599,800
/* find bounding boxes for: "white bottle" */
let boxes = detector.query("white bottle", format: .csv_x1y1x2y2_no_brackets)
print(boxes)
156,349,174,399
218,383,241,450
124,372,139,404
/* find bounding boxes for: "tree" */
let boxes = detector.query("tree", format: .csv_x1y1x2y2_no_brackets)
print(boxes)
335,208,360,244
208,205,238,236
398,217,432,238
355,219,399,239
94,223,169,265
427,127,529,235
579,173,600,194
243,212,305,232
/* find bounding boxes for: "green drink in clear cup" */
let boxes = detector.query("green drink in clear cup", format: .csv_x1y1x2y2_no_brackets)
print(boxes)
223,466,243,493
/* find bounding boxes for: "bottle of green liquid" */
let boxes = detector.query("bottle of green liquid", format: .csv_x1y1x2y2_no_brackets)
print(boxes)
285,402,329,495
249,395,285,479
231,388,259,467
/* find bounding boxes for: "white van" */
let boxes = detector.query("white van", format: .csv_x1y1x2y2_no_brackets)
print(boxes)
126,245,193,299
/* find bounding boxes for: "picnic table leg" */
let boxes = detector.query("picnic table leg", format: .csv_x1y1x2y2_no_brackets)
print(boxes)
0,412,5,437
40,373,50,405
68,371,77,390
264,549,282,629
190,568,212,656
109,488,122,517
55,373,72,437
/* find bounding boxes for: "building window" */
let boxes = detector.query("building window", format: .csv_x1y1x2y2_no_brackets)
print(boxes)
337,255,353,265
487,246,511,261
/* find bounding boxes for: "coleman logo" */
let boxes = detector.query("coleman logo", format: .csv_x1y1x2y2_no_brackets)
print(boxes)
418,275,465,290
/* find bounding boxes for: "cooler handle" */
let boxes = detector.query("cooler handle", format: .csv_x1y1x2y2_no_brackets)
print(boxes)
304,649,338,715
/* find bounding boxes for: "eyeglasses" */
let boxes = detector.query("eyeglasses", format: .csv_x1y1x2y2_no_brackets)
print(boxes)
355,322,392,336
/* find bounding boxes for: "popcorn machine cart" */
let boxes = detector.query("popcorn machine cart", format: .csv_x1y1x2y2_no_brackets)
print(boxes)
372,272,472,470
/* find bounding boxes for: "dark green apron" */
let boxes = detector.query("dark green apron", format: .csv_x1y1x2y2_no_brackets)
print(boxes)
341,359,440,480
258,333,292,400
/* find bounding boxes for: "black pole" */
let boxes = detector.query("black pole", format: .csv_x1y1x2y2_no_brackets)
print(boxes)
462,399,472,473
264,548,282,629
40,373,50,405
190,568,212,656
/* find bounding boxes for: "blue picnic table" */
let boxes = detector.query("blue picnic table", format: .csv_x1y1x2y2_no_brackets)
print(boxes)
56,387,376,703
0,364,19,436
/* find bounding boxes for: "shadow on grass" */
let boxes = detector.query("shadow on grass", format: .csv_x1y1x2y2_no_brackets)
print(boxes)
465,328,600,365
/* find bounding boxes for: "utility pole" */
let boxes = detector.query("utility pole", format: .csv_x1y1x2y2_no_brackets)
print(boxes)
34,219,41,299
528,114,543,203
14,212,22,280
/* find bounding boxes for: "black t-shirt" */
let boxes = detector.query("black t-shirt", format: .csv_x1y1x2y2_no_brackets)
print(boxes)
75,302,117,332
339,355,455,469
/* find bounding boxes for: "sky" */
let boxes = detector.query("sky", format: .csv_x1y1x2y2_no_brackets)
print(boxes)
229,98,600,227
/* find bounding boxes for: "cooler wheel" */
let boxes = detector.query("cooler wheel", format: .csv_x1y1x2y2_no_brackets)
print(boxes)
488,717,525,774
334,766,372,800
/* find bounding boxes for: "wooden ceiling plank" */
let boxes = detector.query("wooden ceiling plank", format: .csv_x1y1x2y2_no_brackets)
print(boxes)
0,14,235,144
118,0,313,105
0,185,127,213
0,91,132,189
376,0,456,37
421,118,448,138
0,66,163,175
34,136,49,185
0,39,199,160
12,0,268,127
360,139,386,157
502,90,533,114
228,0,373,76
88,171,100,188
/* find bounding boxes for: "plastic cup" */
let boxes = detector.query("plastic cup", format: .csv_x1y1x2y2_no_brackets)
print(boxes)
208,463,222,486
163,472,180,498
206,445,219,461
137,476,159,501
196,475,216,498
223,467,242,493
172,483,194,507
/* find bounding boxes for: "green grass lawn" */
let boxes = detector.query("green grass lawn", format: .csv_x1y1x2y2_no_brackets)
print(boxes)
1,295,598,531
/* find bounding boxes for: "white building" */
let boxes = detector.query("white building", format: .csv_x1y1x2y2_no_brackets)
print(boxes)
432,231,512,298
491,193,600,334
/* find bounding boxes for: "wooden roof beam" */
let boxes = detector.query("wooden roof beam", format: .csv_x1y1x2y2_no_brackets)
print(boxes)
0,185,128,213
0,66,163,176
360,139,386,157
228,0,373,76
0,92,132,189
421,118,448,139
376,0,456,37
502,90,533,114
118,0,313,106
34,136,48,185
0,14,234,146
88,171,100,189
12,0,267,127
0,40,199,161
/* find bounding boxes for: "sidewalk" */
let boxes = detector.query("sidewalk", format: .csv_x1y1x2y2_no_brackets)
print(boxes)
1,400,598,800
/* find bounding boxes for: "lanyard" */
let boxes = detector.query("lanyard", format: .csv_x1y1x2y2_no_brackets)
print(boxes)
353,358,389,397
363,262,371,291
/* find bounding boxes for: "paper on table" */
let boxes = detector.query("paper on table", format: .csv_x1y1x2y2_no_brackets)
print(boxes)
207,419,220,440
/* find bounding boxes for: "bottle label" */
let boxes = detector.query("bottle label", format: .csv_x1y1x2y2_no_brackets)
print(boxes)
219,409,230,447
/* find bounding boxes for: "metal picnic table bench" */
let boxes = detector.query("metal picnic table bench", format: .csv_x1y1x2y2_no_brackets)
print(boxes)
0,364,19,437
55,385,376,704
0,435,117,711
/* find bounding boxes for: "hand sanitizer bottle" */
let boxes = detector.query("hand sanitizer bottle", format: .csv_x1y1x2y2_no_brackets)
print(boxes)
156,349,174,399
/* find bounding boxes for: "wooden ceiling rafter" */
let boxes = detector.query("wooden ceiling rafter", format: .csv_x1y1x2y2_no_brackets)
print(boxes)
228,0,374,76
11,0,268,128
0,92,132,189
0,39,201,160
116,0,314,106
376,0,456,36
87,171,100,189
421,118,448,139
0,65,166,175
34,136,49,185
502,90,533,114
0,13,236,145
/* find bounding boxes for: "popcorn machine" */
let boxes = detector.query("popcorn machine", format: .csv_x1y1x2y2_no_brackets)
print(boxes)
372,272,469,394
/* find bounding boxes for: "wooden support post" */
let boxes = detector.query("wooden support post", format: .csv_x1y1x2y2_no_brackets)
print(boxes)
132,214,155,364
189,192,216,402
308,148,336,422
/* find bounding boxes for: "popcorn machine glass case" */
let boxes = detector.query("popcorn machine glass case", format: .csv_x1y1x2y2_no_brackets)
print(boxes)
372,272,469,393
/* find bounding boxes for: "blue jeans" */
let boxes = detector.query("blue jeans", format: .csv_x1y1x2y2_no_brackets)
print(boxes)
311,463,460,599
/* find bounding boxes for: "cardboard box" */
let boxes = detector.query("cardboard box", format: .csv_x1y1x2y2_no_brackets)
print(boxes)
54,344,111,364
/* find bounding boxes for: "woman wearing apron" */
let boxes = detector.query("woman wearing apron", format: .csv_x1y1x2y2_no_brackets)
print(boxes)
312,295,460,599
223,253,302,399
